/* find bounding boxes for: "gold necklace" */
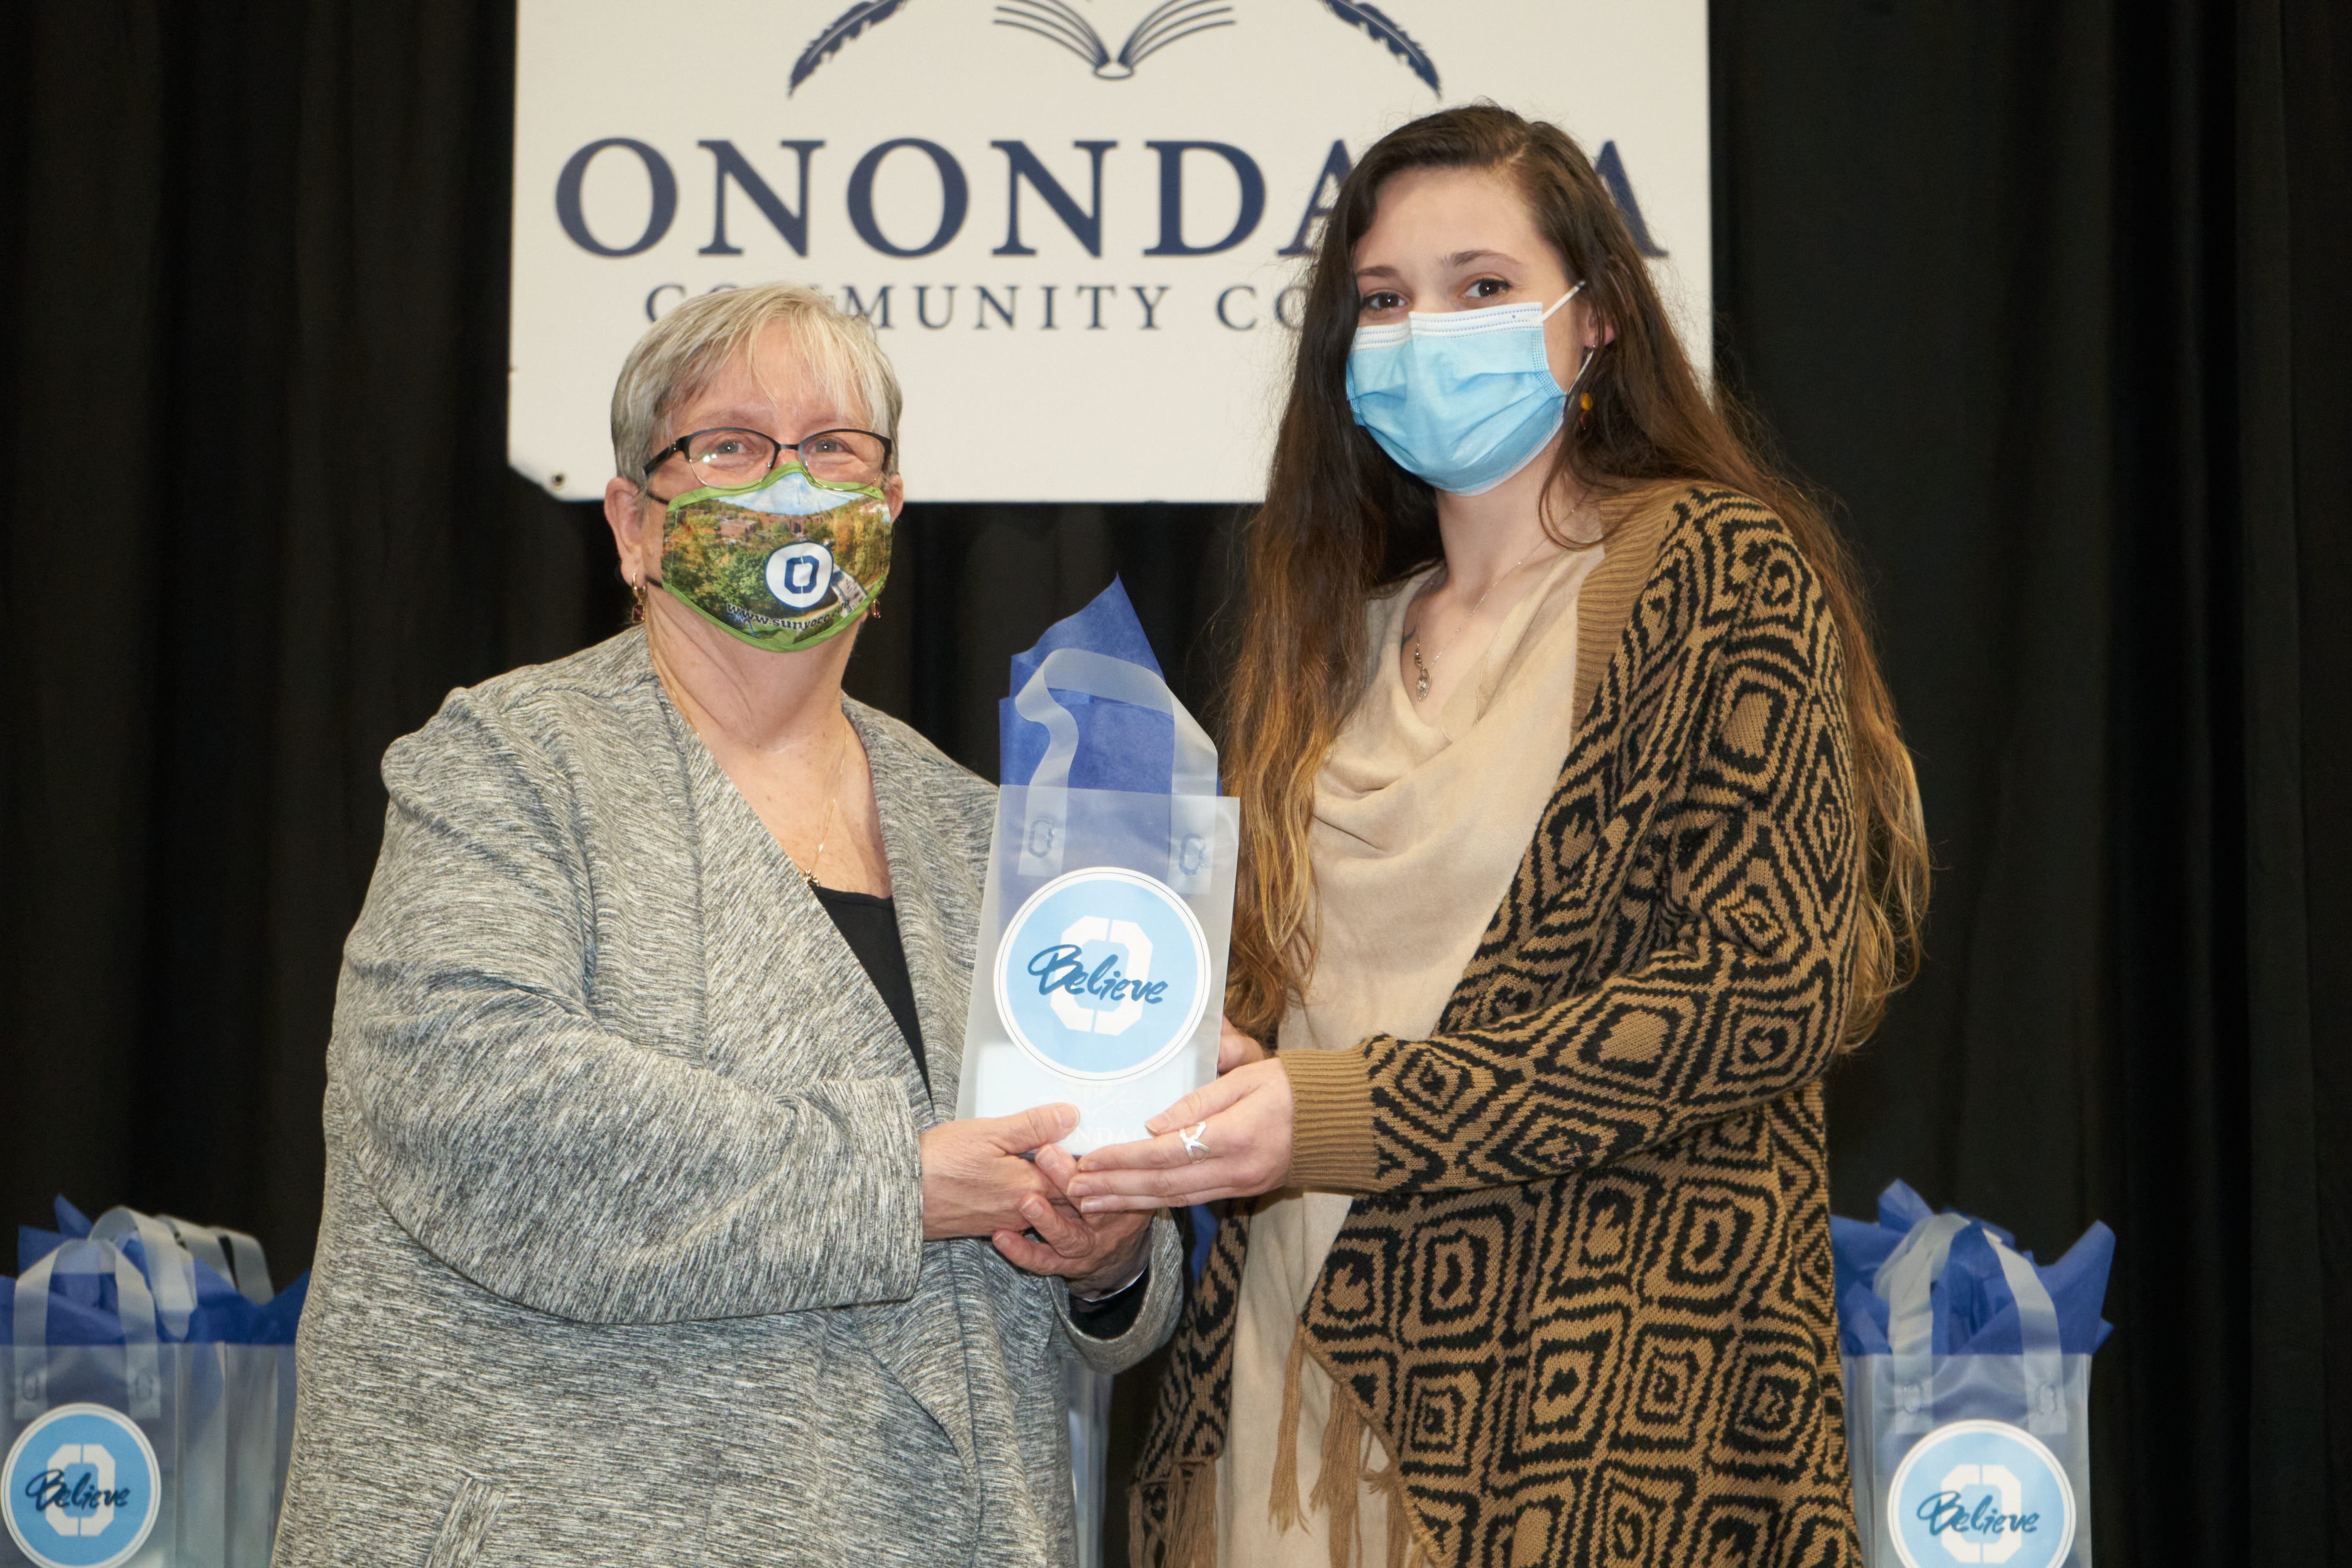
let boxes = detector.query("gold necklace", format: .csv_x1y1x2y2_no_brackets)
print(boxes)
1406,541,1544,703
647,627,855,886
802,716,852,888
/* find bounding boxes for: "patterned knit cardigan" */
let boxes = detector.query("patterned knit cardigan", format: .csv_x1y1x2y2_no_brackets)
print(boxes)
1133,487,1865,1568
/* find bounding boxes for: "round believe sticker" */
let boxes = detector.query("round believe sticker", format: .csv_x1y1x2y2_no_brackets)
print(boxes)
5,1403,162,1568
995,867,1209,1081
1888,1419,2076,1568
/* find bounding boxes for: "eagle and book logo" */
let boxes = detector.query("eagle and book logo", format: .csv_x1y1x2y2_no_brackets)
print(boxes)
789,0,1440,93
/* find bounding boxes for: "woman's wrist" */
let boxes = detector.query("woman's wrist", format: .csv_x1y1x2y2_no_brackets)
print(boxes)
1072,1255,1150,1303
1280,1049,1379,1193
1069,1258,1151,1340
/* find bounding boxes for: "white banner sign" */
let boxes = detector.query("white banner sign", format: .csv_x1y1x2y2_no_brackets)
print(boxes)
510,0,1709,503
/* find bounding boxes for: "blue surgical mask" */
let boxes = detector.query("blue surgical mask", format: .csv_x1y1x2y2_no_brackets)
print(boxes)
1345,283,1593,496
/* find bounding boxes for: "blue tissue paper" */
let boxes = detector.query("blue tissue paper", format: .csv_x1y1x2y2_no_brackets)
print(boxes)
0,1286,126,1348
20,1226,64,1274
1840,1284,1892,1355
7,1196,308,1347
998,579,1191,793
1831,1179,2114,1358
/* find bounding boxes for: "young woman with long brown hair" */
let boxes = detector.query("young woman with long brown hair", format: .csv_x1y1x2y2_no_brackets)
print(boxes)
1071,106,1929,1566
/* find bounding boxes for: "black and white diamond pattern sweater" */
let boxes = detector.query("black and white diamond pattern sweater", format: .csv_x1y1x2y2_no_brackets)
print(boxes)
1134,485,1866,1568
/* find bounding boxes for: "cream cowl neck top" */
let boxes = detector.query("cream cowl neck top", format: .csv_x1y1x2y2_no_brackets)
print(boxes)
1219,537,1605,1568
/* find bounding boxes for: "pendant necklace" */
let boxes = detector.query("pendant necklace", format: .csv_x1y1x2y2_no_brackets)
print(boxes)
1407,541,1545,703
649,624,854,887
802,716,852,887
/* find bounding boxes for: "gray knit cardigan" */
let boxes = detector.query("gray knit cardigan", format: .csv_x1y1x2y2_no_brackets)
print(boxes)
272,629,1182,1568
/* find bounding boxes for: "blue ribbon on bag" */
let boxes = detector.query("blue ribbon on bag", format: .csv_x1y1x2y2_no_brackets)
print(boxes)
1831,1179,2113,1357
8,1195,308,1347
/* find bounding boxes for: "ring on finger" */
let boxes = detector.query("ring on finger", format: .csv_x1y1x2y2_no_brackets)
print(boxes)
1180,1122,1210,1163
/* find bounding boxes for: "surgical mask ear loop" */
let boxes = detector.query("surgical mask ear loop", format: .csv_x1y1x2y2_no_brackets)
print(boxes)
1539,281,1586,321
1544,282,1602,428
1564,342,1600,404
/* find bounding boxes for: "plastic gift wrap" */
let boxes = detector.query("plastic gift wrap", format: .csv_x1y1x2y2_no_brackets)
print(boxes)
956,580,1239,1157
1833,1180,2114,1568
5,1197,306,1568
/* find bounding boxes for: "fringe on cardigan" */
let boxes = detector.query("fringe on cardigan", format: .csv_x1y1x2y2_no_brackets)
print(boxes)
1131,1458,1218,1568
1136,1321,1424,1568
1271,1320,1416,1568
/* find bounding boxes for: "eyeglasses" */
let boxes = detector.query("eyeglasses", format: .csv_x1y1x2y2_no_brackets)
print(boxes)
644,426,893,490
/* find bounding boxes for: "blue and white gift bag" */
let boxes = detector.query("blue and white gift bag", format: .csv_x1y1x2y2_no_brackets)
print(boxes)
956,579,1239,1156
4,1198,305,1568
955,583,1239,1568
1835,1181,2115,1568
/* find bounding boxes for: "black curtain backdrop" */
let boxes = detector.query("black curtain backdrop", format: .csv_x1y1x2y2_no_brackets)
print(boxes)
2,4,2342,1564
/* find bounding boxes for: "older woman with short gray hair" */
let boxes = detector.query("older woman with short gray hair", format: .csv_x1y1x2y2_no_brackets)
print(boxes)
273,283,1177,1566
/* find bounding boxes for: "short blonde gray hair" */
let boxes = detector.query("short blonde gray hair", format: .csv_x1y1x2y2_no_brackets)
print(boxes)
609,282,903,480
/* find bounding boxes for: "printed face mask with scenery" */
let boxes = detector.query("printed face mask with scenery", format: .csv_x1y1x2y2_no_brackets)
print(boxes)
648,464,892,653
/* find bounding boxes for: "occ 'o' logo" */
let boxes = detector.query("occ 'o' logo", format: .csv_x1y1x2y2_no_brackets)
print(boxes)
5,1404,162,1568
764,541,835,610
1889,1419,2075,1568
996,867,1209,1080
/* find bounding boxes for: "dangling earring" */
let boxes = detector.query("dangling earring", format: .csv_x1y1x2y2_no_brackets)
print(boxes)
1577,391,1594,432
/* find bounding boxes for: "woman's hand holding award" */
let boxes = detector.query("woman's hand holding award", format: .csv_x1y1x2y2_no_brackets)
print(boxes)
956,582,1239,1156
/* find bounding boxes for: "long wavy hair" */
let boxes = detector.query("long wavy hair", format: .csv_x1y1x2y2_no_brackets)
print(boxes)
1222,104,1928,1047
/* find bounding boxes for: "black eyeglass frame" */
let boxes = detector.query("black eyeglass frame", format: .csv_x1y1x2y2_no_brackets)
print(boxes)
641,425,896,481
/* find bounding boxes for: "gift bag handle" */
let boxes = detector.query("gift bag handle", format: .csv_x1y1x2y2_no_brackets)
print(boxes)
1877,1213,2065,1436
12,1237,163,1422
1013,647,1219,889
90,1205,200,1337
157,1213,275,1306
1987,1233,2067,1434
1877,1212,1968,1369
